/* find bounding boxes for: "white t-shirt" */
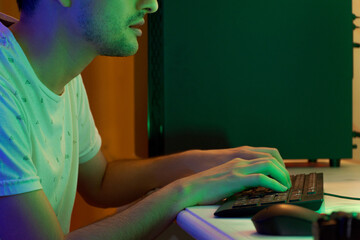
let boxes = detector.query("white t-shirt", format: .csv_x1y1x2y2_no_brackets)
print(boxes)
0,21,102,233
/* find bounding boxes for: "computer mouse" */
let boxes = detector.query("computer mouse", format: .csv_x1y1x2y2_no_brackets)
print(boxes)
251,204,320,236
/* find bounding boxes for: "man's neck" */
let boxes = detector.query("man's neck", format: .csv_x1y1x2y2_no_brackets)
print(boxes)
9,15,96,95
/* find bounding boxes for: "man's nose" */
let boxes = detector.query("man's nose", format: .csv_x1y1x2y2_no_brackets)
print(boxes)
138,0,159,14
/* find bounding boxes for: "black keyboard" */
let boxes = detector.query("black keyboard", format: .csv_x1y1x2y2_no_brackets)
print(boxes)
214,172,324,217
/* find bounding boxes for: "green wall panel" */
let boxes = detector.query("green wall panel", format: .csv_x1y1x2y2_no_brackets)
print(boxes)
149,0,353,159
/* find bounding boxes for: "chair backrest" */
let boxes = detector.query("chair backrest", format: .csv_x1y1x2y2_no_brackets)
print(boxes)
0,12,18,27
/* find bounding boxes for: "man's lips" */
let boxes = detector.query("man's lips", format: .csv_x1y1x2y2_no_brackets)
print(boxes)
129,19,145,28
129,19,144,37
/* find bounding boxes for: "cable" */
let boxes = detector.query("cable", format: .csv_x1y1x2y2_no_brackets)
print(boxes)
325,192,360,201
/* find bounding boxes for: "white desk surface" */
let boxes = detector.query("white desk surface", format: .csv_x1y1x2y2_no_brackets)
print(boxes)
176,159,360,240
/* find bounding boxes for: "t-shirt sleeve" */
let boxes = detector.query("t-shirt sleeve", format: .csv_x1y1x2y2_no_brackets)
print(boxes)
76,75,102,164
0,82,42,196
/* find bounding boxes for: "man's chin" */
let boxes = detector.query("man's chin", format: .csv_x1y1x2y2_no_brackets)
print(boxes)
100,47,139,57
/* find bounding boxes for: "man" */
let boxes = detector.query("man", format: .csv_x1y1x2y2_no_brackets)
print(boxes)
0,0,291,239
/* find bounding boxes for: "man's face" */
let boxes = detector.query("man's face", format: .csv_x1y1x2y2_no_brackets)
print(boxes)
73,0,158,57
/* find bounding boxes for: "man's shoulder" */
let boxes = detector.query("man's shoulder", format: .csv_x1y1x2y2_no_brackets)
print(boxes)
0,31,23,87
0,21,34,85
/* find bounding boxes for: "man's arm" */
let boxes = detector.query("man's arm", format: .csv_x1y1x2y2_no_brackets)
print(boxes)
0,180,182,240
77,149,196,207
0,190,65,240
0,156,289,239
77,146,291,208
72,157,289,240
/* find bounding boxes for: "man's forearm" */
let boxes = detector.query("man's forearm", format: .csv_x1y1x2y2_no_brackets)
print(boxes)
97,150,197,207
68,147,291,240
67,181,185,240
95,147,261,207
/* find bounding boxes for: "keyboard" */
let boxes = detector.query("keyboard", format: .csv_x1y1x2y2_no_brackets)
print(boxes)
214,172,324,217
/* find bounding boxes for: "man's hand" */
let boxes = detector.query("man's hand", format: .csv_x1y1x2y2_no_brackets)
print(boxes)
176,156,291,207
182,146,287,174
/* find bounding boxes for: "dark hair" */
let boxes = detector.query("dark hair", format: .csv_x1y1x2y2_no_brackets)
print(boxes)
16,0,39,14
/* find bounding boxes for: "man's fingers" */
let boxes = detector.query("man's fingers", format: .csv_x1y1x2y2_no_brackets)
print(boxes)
238,149,271,160
239,159,290,188
246,157,291,187
247,147,285,167
242,173,288,192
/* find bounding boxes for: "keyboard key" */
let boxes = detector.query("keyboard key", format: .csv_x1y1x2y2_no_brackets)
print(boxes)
273,192,289,203
289,193,301,202
306,173,316,194
234,198,260,207
260,194,275,205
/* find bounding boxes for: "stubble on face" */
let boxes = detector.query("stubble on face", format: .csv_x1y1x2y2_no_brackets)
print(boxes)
76,1,144,57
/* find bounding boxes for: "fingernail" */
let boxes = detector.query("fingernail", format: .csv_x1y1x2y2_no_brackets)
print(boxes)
280,184,288,191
